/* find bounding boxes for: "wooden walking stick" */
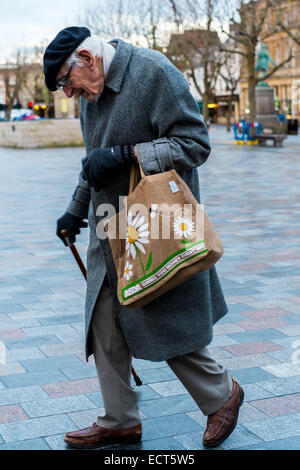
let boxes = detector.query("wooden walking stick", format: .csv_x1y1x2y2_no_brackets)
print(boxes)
61,229,142,386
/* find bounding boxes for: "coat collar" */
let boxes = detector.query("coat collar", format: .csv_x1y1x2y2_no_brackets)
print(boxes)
105,39,133,93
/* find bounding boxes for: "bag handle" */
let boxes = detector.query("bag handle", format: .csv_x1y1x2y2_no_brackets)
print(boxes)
128,146,145,194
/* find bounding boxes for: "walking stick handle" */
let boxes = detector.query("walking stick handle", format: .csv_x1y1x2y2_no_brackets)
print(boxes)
60,229,87,279
61,228,71,246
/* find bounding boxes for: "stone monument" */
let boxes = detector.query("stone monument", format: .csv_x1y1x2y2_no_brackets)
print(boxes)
255,44,284,133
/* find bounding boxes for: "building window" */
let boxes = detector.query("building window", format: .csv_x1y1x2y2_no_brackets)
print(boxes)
276,43,281,64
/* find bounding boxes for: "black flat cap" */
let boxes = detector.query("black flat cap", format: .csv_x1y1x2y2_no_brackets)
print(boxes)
43,26,91,91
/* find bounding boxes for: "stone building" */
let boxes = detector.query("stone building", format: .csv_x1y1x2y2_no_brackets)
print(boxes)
0,63,76,120
167,29,241,124
239,0,300,120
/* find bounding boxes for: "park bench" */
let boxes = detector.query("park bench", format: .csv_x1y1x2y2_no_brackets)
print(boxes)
257,133,287,148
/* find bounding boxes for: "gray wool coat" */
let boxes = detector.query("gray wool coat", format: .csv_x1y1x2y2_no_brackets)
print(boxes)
66,38,228,362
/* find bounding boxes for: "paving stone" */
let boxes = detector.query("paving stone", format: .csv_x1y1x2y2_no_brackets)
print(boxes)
230,367,277,385
0,438,50,450
5,348,46,363
266,348,298,362
257,376,300,396
21,325,76,338
236,436,300,450
70,322,84,332
20,355,84,373
0,318,41,330
250,394,300,417
35,314,84,326
0,304,29,315
131,367,173,385
0,330,26,341
58,365,98,381
0,385,49,406
274,325,300,337
207,347,235,360
243,413,300,441
142,414,200,441
4,335,62,350
23,301,72,312
1,369,69,389
228,329,289,344
42,377,101,398
8,310,58,320
0,362,26,377
240,308,293,320
139,394,198,418
67,408,107,428
44,433,73,450
281,314,300,325
241,383,274,401
0,414,75,442
132,358,166,371
127,436,186,450
209,335,240,347
236,318,289,331
217,312,248,323
220,353,280,371
21,394,96,417
40,342,83,357
54,330,84,343
148,380,188,397
0,404,29,423
262,362,300,378
83,392,104,408
213,323,245,335
134,384,162,403
224,341,283,356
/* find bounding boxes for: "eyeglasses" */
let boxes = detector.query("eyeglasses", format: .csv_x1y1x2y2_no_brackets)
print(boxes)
56,63,73,90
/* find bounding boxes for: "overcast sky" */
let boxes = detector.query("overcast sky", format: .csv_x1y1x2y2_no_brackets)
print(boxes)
0,0,87,62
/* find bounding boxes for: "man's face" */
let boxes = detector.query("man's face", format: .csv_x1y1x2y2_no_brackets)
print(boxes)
56,50,105,103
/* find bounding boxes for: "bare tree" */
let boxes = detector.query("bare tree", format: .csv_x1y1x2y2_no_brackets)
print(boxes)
30,41,55,117
221,0,293,122
78,0,174,50
2,48,29,120
219,48,242,131
270,0,300,46
166,0,225,123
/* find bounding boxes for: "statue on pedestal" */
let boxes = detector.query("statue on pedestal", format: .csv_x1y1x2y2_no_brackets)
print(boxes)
255,44,276,87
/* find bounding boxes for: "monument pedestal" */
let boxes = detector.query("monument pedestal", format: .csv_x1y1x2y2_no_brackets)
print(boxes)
255,86,284,133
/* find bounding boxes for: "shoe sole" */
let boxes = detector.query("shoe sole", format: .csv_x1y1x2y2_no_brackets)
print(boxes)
64,434,142,450
203,387,245,448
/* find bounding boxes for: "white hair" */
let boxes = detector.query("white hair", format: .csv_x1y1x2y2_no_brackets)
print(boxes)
66,36,105,67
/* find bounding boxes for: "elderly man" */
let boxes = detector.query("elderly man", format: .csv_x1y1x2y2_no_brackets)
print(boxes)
43,26,244,450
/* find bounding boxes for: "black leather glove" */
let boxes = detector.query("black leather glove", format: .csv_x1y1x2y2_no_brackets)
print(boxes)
82,145,135,191
56,212,88,246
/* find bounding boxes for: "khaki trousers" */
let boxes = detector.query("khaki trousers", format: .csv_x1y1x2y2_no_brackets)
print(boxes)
89,275,233,430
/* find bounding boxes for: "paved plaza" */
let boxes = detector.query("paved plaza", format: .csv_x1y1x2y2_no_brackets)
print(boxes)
0,125,299,450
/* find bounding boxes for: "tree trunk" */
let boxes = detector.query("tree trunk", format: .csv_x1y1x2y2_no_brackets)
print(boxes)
226,96,233,132
202,94,209,124
247,51,257,122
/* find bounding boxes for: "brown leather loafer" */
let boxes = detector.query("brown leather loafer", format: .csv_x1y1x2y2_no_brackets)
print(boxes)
64,422,142,449
203,379,244,447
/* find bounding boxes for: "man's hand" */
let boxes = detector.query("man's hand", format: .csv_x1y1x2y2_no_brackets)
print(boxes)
82,145,135,192
56,212,88,246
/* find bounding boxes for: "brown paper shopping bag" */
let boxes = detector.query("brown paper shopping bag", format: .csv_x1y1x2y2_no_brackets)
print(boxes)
104,159,224,308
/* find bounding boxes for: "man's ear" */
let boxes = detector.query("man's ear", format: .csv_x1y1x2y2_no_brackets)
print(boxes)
77,49,95,69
